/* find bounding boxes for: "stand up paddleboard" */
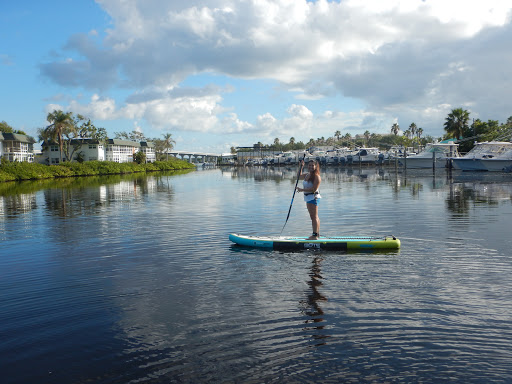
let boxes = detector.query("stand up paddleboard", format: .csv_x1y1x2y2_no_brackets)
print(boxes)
229,233,400,251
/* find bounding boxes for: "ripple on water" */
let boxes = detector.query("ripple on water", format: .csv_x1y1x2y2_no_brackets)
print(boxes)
2,169,512,383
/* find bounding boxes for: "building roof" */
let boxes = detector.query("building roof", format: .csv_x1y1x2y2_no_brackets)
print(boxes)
107,139,141,147
140,141,154,147
43,138,103,146
0,132,36,143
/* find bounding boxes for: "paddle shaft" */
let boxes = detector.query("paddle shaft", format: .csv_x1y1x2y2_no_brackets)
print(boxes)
280,154,306,234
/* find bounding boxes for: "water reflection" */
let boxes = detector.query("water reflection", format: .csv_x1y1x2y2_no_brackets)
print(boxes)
0,193,37,217
2,168,511,222
220,166,512,225
3,167,512,383
43,176,162,218
0,172,188,220
221,166,290,182
301,257,329,346
446,180,512,215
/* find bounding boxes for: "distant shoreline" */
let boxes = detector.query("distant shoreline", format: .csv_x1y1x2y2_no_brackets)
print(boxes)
0,158,195,183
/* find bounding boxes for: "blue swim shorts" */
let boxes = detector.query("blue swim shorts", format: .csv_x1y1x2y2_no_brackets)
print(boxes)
307,199,319,206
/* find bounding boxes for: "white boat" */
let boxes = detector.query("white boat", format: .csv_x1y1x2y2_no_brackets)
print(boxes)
281,151,297,164
333,147,357,164
270,151,295,165
399,142,459,169
350,148,383,164
479,148,512,171
324,149,338,164
305,150,327,164
451,141,512,171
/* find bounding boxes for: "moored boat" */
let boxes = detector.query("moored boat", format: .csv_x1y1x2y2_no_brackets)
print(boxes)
349,147,383,164
399,142,459,169
451,141,512,171
479,148,512,171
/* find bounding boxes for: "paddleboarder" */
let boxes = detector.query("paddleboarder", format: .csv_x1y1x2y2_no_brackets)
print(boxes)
296,159,322,239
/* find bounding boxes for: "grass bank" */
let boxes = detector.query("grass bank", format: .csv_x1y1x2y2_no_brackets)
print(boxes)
0,158,196,182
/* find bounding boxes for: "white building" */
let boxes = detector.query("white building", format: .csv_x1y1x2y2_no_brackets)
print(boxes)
41,139,106,164
78,139,105,162
40,138,154,164
105,139,140,163
140,141,156,163
0,132,36,162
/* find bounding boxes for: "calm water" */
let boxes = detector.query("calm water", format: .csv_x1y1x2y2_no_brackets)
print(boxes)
1,167,512,383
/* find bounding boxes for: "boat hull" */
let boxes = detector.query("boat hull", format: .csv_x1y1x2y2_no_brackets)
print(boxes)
480,159,512,172
399,157,451,169
451,158,487,171
229,234,401,251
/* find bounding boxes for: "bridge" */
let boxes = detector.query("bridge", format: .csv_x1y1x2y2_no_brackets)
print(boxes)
167,150,221,164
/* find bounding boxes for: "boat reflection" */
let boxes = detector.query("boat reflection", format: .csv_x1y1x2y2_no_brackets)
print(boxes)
446,178,512,215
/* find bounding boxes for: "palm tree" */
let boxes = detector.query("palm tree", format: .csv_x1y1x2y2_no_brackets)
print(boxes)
363,130,370,146
162,133,176,161
408,123,417,150
334,130,341,143
44,110,74,163
343,133,353,148
415,127,423,147
444,108,470,140
409,123,417,138
391,123,400,136
289,137,296,147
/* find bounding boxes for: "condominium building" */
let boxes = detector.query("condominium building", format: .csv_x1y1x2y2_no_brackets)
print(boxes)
0,132,36,162
140,141,156,163
41,139,154,164
105,139,140,163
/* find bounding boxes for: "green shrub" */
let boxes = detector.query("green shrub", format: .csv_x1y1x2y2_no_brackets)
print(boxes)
60,161,99,176
1,162,54,180
0,170,16,182
0,158,195,182
47,165,75,178
143,162,160,172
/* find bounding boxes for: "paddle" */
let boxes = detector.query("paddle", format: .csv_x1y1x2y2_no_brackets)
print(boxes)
280,154,306,234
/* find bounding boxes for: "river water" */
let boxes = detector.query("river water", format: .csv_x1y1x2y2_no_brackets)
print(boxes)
1,167,512,383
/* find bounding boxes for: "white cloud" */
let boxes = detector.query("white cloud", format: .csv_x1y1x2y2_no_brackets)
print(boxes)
39,0,512,149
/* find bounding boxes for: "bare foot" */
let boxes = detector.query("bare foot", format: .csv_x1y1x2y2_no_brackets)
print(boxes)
307,235,319,240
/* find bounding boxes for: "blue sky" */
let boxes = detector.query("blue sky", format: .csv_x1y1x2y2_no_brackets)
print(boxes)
2,0,512,153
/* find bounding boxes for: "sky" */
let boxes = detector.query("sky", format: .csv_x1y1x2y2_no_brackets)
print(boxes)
1,0,512,154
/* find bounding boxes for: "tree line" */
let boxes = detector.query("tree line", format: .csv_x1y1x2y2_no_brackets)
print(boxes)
0,110,177,164
4,107,512,158
0,121,27,135
233,108,512,154
442,108,512,152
